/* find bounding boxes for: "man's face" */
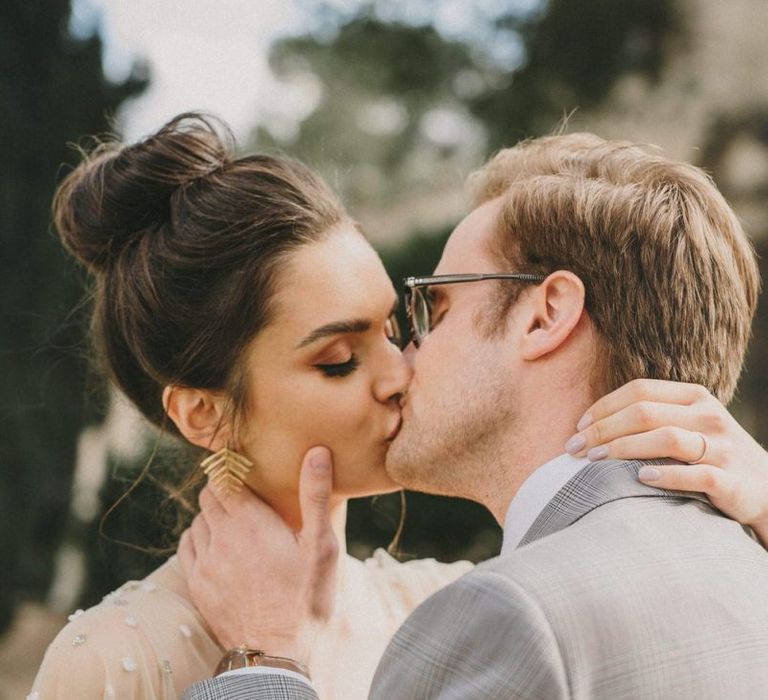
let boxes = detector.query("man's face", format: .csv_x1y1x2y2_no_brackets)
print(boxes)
386,198,522,501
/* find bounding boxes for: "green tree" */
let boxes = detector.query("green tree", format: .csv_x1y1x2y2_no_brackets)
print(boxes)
0,0,146,631
473,0,682,145
255,0,683,209
259,16,480,211
698,109,768,445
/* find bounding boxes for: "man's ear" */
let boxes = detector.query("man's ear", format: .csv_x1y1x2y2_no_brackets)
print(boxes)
519,271,586,361
162,385,228,451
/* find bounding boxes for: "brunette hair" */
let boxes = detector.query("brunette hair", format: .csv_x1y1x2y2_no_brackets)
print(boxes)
468,133,760,403
54,113,347,435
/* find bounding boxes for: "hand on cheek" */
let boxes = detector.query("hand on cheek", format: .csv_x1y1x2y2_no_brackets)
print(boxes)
177,446,340,661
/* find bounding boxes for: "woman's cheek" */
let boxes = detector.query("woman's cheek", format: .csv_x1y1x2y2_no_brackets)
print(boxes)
273,374,371,457
336,384,373,432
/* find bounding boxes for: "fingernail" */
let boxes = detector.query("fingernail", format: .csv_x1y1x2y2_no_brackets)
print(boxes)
564,434,586,455
310,448,330,472
638,466,661,482
587,445,608,461
576,413,593,431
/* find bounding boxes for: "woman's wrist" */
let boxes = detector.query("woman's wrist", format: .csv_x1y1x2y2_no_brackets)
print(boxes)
215,645,310,679
219,631,304,664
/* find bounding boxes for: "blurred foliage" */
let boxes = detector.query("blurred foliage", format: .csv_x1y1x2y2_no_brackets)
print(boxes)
746,241,768,448
0,0,146,631
699,109,768,446
254,0,683,209
264,18,476,177
78,438,200,610
475,0,682,144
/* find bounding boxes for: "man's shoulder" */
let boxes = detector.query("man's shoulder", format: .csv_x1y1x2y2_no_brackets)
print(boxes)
428,495,713,597
410,492,768,631
381,496,768,700
478,494,768,608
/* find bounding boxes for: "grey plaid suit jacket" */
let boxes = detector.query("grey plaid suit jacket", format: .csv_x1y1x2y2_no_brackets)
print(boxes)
183,459,768,699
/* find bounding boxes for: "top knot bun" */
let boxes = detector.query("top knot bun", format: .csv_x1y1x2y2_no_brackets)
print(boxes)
53,112,232,273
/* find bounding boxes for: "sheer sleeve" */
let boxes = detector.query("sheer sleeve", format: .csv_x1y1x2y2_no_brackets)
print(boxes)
27,560,222,700
28,553,474,700
29,603,171,699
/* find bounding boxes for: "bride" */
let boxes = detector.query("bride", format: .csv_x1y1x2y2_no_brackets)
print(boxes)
30,113,768,699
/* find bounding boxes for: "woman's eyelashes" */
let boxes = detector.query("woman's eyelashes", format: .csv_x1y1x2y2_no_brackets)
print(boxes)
315,354,360,378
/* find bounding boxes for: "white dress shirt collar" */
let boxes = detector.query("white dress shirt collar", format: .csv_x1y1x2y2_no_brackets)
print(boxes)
501,453,591,554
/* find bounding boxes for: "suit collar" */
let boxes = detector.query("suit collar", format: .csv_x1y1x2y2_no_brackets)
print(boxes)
518,459,712,548
502,453,591,553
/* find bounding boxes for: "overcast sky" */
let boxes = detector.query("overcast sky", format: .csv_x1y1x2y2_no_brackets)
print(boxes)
71,0,319,141
72,0,531,142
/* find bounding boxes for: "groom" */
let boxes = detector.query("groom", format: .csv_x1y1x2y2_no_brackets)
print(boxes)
182,134,768,698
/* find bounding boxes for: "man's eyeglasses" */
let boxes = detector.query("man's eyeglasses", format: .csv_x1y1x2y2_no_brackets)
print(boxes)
403,273,547,348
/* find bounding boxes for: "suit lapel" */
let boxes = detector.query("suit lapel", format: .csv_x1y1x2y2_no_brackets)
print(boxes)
519,459,713,547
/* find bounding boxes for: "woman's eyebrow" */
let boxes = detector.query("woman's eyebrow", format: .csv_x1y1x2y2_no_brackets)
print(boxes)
296,319,371,349
296,297,398,350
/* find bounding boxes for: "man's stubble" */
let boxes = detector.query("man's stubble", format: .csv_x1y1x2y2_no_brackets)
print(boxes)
386,355,518,506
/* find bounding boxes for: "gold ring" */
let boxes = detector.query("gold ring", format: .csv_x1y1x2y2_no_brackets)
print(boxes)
689,432,709,465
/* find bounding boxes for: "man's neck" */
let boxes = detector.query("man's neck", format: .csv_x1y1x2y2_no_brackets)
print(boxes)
484,397,590,524
500,452,591,551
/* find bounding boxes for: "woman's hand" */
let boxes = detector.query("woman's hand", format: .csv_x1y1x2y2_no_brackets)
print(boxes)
565,379,768,546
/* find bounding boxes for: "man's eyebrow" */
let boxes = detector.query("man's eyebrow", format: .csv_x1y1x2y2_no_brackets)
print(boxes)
296,297,399,350
296,319,371,349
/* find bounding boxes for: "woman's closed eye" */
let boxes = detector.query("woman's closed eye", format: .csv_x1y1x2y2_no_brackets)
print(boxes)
315,354,360,378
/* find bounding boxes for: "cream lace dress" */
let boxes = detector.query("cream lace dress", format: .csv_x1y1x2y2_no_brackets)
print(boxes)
28,551,472,699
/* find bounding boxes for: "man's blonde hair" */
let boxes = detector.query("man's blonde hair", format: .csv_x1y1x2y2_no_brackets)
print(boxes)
469,133,760,403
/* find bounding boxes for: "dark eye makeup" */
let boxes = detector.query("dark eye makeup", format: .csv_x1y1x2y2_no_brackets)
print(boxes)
315,354,360,378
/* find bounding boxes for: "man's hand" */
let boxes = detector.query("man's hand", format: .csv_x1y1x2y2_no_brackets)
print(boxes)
177,446,339,662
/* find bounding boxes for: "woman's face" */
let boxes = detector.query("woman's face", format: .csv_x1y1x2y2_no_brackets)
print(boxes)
237,224,410,508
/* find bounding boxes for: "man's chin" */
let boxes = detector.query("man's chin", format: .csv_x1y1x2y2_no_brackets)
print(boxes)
384,431,434,492
383,434,413,487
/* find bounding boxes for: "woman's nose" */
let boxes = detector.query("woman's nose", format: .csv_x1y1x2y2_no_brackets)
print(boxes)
373,341,413,403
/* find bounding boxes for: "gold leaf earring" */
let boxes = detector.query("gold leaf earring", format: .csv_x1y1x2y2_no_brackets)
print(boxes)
200,447,253,496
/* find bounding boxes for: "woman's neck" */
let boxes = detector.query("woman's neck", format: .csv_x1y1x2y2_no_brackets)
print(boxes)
266,492,348,556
